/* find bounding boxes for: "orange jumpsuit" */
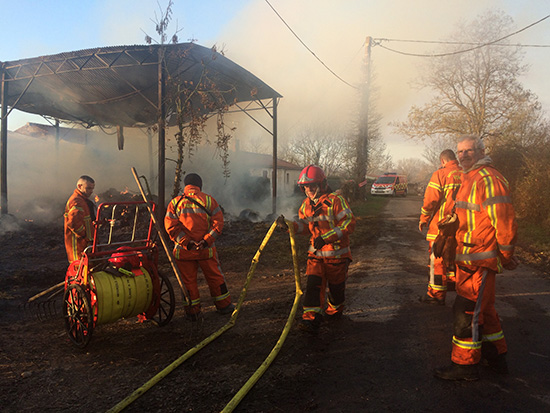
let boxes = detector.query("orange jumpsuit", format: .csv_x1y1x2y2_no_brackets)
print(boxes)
419,160,461,300
64,189,95,263
164,185,231,315
451,158,517,366
292,192,356,323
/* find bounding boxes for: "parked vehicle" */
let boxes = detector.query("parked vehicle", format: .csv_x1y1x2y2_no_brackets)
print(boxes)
370,172,408,196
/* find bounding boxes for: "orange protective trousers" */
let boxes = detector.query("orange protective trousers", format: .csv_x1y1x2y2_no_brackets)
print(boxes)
302,258,349,321
451,265,507,365
427,241,455,301
175,255,231,315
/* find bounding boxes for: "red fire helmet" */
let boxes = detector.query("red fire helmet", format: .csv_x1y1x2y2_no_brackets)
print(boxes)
297,165,327,189
109,247,141,269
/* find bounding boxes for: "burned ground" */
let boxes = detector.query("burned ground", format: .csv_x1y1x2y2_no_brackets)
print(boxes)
1,196,550,412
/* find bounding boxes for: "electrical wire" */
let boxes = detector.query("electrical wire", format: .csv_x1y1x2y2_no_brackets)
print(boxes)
375,14,550,58
375,38,550,48
264,0,358,89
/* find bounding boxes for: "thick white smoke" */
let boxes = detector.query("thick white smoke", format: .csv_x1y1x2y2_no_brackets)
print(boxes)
3,121,302,229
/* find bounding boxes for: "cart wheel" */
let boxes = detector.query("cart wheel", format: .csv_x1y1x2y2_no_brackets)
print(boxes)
63,284,93,348
152,272,175,326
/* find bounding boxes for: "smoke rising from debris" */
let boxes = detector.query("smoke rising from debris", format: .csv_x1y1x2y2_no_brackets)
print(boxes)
3,124,301,230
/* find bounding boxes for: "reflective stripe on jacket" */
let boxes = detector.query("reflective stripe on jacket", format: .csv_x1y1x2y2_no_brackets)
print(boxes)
294,192,356,262
420,160,462,242
165,185,223,260
454,159,517,272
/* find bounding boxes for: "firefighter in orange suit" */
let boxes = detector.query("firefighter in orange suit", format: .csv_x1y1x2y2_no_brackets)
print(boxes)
278,165,356,334
418,149,462,305
64,175,96,263
165,173,234,320
434,135,518,381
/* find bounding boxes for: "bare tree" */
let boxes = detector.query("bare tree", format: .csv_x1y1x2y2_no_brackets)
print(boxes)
241,136,271,154
392,10,550,228
280,126,351,176
393,10,542,149
421,136,456,169
394,158,432,185
145,1,234,198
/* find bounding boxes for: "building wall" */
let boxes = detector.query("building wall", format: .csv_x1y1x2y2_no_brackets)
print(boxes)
249,167,301,196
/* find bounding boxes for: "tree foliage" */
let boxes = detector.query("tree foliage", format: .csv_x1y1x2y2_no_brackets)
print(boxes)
279,126,351,177
394,9,550,228
394,10,536,146
393,158,432,185
514,145,550,224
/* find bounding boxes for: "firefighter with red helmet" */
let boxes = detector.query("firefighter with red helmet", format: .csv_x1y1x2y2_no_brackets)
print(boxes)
165,173,234,320
418,149,462,305
434,135,518,381
278,165,356,334
64,175,96,263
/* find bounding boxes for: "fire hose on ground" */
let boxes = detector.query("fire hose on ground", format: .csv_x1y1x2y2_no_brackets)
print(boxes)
107,218,302,413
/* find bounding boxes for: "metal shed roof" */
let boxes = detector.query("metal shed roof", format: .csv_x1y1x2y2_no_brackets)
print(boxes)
1,42,281,127
1,43,283,215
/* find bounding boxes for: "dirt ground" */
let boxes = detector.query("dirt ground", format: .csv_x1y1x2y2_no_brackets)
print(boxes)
1,196,550,413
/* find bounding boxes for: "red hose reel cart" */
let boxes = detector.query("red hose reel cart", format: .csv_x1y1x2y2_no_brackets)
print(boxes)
63,201,175,348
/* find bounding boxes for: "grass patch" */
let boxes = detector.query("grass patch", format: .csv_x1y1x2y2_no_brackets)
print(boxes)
517,219,550,251
350,196,389,218
515,219,550,276
217,196,389,274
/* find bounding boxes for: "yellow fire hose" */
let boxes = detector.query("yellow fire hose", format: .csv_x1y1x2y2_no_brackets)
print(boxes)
221,221,302,413
107,219,302,413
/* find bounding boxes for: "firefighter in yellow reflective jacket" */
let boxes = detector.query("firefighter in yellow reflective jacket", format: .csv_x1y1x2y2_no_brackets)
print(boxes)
165,173,234,320
278,165,356,334
418,149,462,305
64,175,96,263
434,135,518,381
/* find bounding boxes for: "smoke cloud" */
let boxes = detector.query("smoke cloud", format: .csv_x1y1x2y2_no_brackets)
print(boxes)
3,0,549,228
209,0,549,158
3,124,302,226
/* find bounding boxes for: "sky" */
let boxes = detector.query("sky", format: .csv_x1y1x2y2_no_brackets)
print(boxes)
1,0,549,164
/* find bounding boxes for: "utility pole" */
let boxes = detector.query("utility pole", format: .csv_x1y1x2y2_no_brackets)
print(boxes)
1,67,8,215
157,47,166,216
355,36,372,189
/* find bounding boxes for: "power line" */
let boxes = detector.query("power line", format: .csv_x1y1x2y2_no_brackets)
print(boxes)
264,0,358,89
375,14,550,58
375,38,550,48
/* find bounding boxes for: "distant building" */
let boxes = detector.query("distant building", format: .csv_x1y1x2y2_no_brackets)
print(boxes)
236,150,302,196
14,122,99,145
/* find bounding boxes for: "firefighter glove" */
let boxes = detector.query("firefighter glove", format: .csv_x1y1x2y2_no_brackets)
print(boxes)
503,255,519,271
432,234,445,258
313,236,326,250
196,239,208,250
276,215,288,232
187,240,198,250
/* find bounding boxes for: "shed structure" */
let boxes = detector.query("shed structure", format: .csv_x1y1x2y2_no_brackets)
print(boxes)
0,42,282,214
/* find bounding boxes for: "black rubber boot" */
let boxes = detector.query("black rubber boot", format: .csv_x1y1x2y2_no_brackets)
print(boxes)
298,314,322,334
419,293,445,306
434,362,480,381
217,303,235,315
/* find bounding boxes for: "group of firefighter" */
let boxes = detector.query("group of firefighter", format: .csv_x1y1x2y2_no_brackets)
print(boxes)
63,133,516,382
418,134,518,381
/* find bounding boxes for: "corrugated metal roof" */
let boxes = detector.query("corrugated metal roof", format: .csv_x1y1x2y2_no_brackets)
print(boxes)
1,43,281,127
